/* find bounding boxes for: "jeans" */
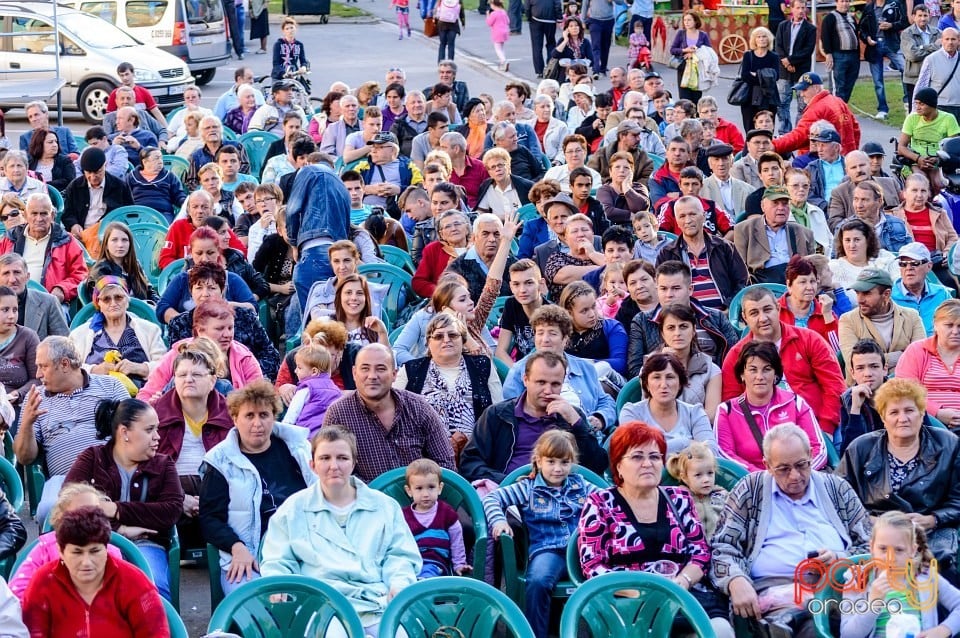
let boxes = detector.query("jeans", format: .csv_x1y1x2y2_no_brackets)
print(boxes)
293,246,334,312
221,568,261,596
508,0,524,32
525,550,567,638
235,4,246,52
776,78,806,135
139,542,171,602
438,29,458,62
587,17,615,73
869,39,905,112
831,51,860,102
529,19,557,75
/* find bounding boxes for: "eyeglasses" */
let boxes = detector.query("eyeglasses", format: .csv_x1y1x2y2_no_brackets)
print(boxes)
623,452,664,464
441,221,466,231
487,163,509,170
771,459,812,477
430,332,462,341
899,258,929,268
0,210,21,221
98,294,126,305
256,197,276,204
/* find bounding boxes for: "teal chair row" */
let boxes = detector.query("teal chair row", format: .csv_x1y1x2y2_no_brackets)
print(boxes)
129,222,169,285
98,206,170,238
2,430,13,464
0,457,24,512
381,244,415,275
486,295,509,330
616,376,642,415
163,155,190,185
357,263,418,328
239,130,280,179
156,259,186,296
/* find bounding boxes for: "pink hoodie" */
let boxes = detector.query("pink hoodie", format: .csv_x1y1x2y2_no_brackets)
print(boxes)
137,338,263,404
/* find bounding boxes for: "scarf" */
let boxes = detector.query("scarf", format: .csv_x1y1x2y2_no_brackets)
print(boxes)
790,202,810,229
466,123,487,158
422,358,476,435
90,275,129,332
568,36,583,59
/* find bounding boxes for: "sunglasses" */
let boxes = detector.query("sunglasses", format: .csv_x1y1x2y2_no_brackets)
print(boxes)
0,211,21,222
898,258,929,268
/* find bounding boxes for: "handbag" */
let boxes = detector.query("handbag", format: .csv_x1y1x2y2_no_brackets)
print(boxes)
727,79,751,106
423,16,438,37
543,57,560,81
668,55,683,69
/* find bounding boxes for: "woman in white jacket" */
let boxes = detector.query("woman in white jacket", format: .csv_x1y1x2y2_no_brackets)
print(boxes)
260,425,420,636
530,95,569,164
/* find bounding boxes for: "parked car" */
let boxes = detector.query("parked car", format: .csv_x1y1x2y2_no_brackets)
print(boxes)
69,0,230,86
0,1,194,123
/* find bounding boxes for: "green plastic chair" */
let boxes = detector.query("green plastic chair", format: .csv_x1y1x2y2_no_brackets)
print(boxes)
812,554,871,638
127,223,169,283
73,135,89,151
156,259,186,296
22,460,45,517
381,244,415,274
70,297,162,330
370,467,488,580
26,279,47,294
728,283,788,334
207,575,366,638
357,263,417,327
47,185,64,223
559,570,717,638
615,376,643,415
486,295,509,330
660,458,748,491
735,211,751,224
0,457,23,512
98,206,170,237
658,230,678,242
163,155,190,186
379,576,535,638
164,599,188,638
496,465,609,607
108,532,156,581
517,203,540,224
565,531,586,586
222,127,239,142
823,435,840,469
493,357,511,383
239,130,281,179
2,431,12,464
206,543,226,611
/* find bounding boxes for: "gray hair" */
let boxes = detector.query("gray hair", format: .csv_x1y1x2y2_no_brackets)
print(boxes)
674,196,704,215
186,189,214,208
697,95,719,111
406,90,425,103
762,424,812,460
622,91,645,111
492,121,516,142
809,119,838,136
237,84,256,99
41,336,82,369
438,60,458,73
115,86,136,97
25,192,53,212
199,115,222,130
532,94,554,109
339,94,359,108
537,79,560,94
627,68,644,81
0,253,27,269
679,118,703,137
472,212,503,235
494,100,515,118
184,84,202,98
3,151,28,168
439,131,467,152
845,150,869,167
905,172,930,189
25,101,48,115
386,67,407,80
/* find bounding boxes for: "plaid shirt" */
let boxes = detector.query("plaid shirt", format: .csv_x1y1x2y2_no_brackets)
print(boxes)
322,389,456,483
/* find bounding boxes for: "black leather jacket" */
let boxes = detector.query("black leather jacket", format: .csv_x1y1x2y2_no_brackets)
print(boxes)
0,491,26,561
837,425,960,528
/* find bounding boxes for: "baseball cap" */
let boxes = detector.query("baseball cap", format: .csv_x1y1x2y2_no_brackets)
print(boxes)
850,268,894,291
762,185,790,201
898,242,932,263
617,119,643,135
367,132,399,146
861,142,885,157
644,71,662,80
272,80,295,92
811,129,841,144
792,72,823,91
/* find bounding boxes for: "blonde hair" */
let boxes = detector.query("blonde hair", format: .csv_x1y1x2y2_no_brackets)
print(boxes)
875,378,927,419
666,441,717,481
934,299,960,325
198,162,222,179
50,483,107,528
872,511,935,571
749,26,775,50
295,344,332,374
405,458,443,485
424,150,452,176
182,336,227,378
600,263,625,294
528,430,578,479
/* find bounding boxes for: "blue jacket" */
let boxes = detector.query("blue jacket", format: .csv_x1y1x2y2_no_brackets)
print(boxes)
517,216,551,260
20,125,79,155
285,164,352,250
483,473,598,557
155,270,256,322
503,352,617,427
876,213,912,256
124,169,187,221
892,279,952,336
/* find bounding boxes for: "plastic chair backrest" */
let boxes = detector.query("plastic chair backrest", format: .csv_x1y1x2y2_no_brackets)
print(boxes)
615,376,643,415
379,576,535,638
108,532,155,581
658,230,678,242
156,259,186,296
164,599,189,638
499,463,610,489
357,263,416,327
486,295,509,330
26,279,46,294
239,130,280,179
566,530,586,586
517,203,539,223
0,457,23,511
73,135,89,151
222,127,238,142
381,244,415,274
98,206,170,236
728,283,788,333
369,467,488,579
69,297,162,330
128,223,169,282
812,554,871,638
2,430,13,464
207,575,366,638
163,155,190,185
823,435,840,468
559,570,716,638
48,185,64,223
649,154,666,172
493,357,510,383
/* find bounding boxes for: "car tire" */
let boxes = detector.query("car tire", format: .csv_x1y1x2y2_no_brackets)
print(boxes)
194,68,216,86
79,81,113,124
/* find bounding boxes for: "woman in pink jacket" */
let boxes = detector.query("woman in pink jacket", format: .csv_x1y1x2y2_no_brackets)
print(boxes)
715,341,827,471
895,299,960,428
137,299,263,404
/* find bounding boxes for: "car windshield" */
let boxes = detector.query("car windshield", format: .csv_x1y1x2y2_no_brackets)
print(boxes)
184,0,224,25
57,11,142,48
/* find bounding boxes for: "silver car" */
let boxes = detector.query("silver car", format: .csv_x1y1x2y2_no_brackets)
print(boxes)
0,2,193,123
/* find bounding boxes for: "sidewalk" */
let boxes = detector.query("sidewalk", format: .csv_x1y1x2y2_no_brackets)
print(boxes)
354,1,898,146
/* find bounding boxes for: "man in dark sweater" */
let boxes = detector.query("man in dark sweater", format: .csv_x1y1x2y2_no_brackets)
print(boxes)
446,213,515,302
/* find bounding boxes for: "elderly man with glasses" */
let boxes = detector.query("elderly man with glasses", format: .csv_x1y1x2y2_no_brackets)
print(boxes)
892,242,953,335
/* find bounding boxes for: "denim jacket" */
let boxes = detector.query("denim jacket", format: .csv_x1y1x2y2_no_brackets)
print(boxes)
483,473,599,557
876,213,912,255
285,164,352,249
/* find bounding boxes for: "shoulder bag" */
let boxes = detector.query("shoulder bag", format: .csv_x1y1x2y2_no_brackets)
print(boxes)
727,60,751,106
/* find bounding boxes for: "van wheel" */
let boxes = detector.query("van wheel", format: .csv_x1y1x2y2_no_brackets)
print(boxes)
79,82,113,123
194,69,216,86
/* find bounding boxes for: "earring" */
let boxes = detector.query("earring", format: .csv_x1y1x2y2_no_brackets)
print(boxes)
124,436,129,442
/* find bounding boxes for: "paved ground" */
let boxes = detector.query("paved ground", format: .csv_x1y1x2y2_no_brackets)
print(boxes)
5,5,901,635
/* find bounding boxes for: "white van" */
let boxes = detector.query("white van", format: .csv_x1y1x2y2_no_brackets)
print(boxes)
0,1,193,122
70,0,230,85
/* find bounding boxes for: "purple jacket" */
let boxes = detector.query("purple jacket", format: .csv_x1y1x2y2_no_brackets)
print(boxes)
296,374,343,434
669,30,711,57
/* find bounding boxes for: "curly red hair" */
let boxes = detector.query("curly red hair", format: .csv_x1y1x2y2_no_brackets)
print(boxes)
608,421,666,486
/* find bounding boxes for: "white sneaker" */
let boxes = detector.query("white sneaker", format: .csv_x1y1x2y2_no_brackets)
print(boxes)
875,111,888,120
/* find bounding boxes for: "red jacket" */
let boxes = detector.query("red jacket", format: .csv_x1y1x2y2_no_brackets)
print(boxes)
158,219,246,270
773,90,861,156
154,387,233,464
721,321,845,434
22,555,170,638
714,118,745,154
778,294,841,355
0,225,88,302
412,240,455,298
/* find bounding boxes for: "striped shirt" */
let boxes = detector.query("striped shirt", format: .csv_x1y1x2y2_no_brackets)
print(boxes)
34,371,130,476
687,248,724,310
922,355,960,413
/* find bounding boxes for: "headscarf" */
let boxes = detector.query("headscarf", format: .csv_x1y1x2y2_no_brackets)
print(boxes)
90,276,129,332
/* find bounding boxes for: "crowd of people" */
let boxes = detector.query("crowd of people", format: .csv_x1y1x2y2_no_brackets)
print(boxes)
2,5,960,636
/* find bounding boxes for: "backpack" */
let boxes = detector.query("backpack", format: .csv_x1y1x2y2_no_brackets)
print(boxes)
436,0,460,23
